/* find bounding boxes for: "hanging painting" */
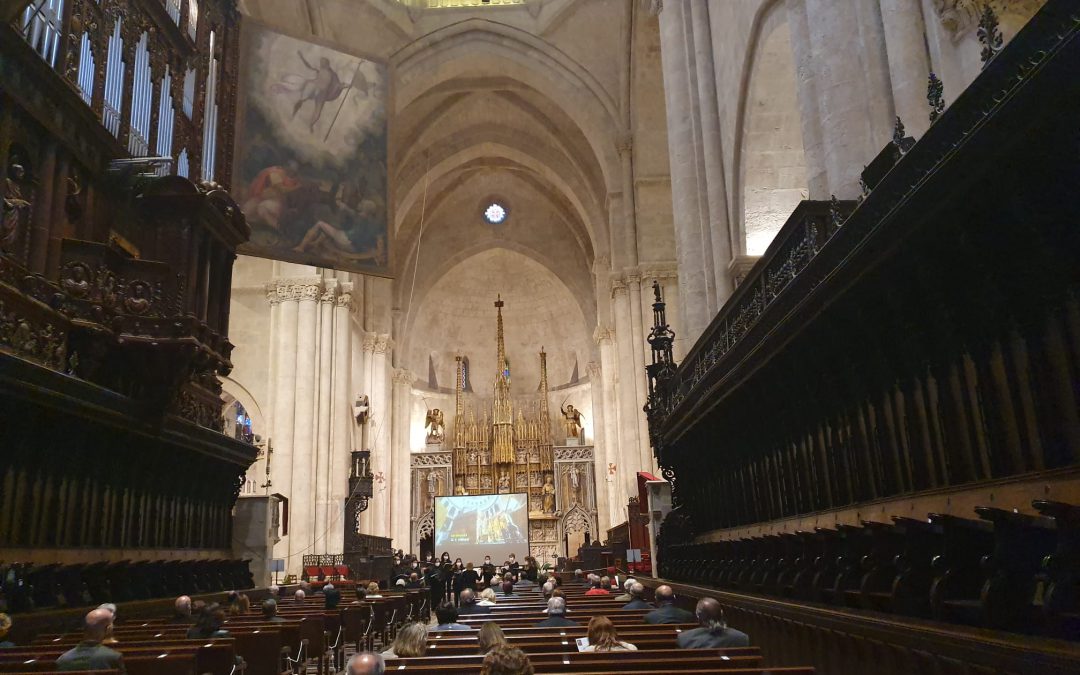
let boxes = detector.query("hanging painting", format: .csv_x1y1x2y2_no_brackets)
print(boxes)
234,23,389,274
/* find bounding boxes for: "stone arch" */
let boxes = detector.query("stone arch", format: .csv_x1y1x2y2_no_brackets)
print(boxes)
412,509,435,551
391,19,621,195
560,503,595,536
732,0,809,256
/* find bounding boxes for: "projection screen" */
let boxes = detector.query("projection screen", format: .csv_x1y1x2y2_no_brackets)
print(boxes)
434,493,530,564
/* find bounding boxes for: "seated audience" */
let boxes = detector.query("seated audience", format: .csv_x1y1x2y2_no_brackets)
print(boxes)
478,587,498,606
96,604,119,645
56,608,125,673
541,581,555,599
534,597,577,627
643,585,695,624
405,573,423,589
262,599,287,623
395,578,407,590
169,596,194,624
381,621,428,658
582,616,637,652
434,602,473,631
0,613,14,648
478,621,508,654
366,582,383,598
481,644,534,675
187,604,230,639
294,589,307,604
614,577,636,602
324,583,341,609
353,587,368,604
621,582,654,610
500,580,519,598
269,584,280,597
225,591,241,615
573,569,587,586
585,575,611,596
458,588,487,615
346,651,385,675
237,593,251,614
677,598,750,649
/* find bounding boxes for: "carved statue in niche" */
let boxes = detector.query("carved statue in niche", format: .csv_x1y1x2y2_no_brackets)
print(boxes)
61,264,92,298
454,484,466,495
563,464,583,506
425,408,445,443
424,468,445,503
1,161,32,252
542,472,556,514
497,471,511,494
560,403,584,441
124,281,152,315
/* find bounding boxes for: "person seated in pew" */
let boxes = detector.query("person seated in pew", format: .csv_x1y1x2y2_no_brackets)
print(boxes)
352,587,367,604
293,588,307,604
478,622,508,654
395,578,407,591
366,582,383,598
457,588,487,615
585,576,611,596
676,598,750,649
621,583,654,610
225,591,242,615
405,573,423,590
324,583,342,609
261,598,287,622
581,616,637,652
188,603,231,639
380,621,428,658
269,584,280,597
346,651,385,675
0,613,15,648
478,587,499,606
614,578,637,602
573,569,587,586
534,597,577,627
481,644,534,675
643,585,696,624
96,604,119,645
505,554,521,577
434,602,473,631
56,607,126,674
541,581,555,599
500,580,520,599
169,595,195,625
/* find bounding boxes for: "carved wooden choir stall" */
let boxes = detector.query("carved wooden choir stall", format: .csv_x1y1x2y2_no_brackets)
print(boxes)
0,0,257,609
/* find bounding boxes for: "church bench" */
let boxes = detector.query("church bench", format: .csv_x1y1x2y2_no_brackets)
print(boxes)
927,512,996,625
0,640,236,675
387,646,761,668
0,652,198,675
430,624,699,640
383,654,766,674
1032,499,1080,637
423,634,687,655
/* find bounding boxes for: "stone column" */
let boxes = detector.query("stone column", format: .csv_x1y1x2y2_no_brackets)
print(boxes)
596,327,628,526
369,334,392,538
391,368,415,552
626,274,652,474
805,0,894,197
880,0,932,138
358,330,377,534
611,279,641,501
585,361,612,531
289,279,322,563
327,283,354,555
266,280,299,569
658,0,713,344
314,282,337,554
785,0,829,199
689,0,735,300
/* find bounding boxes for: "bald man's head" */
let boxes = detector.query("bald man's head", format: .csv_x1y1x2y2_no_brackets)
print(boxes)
459,588,476,605
629,582,645,599
346,651,385,675
175,595,192,616
654,585,675,605
696,597,726,629
83,608,114,642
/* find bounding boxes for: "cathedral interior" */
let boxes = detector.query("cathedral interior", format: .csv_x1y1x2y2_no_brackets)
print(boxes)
1,0,1079,673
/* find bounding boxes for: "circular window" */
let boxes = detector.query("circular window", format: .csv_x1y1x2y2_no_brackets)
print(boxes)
483,202,508,225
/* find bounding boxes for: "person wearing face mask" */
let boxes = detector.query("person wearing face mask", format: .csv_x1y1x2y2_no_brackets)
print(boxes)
481,556,497,586
504,554,520,577
426,558,445,609
451,559,466,605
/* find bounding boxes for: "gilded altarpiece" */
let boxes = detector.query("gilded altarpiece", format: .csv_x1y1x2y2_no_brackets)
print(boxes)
408,299,597,562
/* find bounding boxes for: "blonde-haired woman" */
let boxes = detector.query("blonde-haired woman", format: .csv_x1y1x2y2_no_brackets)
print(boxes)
381,621,428,658
478,587,498,606
581,616,637,652
478,622,508,654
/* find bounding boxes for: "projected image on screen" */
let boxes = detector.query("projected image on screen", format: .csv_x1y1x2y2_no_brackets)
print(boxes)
434,494,529,564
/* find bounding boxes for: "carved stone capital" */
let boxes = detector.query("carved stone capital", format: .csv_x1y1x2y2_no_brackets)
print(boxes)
393,368,416,386
361,331,378,352
640,263,680,282
610,277,629,297
593,324,614,344
336,282,355,310
374,333,393,354
932,0,1045,40
266,277,324,304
